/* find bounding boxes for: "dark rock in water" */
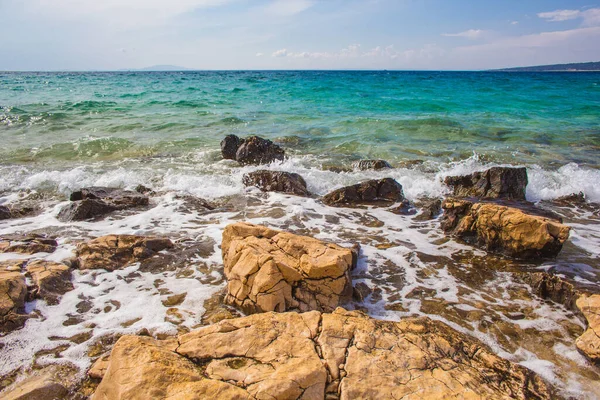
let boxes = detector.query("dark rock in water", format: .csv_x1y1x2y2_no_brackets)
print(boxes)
57,199,118,222
75,234,174,271
235,135,285,165
389,199,416,215
220,134,285,165
323,178,405,208
242,170,309,196
220,134,243,160
134,185,153,195
444,167,528,200
0,234,58,254
0,205,11,220
353,282,372,302
322,165,352,173
70,187,149,207
353,159,392,171
554,192,586,206
59,187,150,222
522,272,579,311
25,260,73,306
441,198,570,259
414,197,442,221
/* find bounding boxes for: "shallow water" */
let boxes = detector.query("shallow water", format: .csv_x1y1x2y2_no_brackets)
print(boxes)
0,71,599,398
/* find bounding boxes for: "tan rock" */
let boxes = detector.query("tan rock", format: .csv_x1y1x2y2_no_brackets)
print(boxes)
441,199,570,259
576,294,600,363
75,235,174,271
0,270,27,332
1,366,70,400
221,222,354,313
0,234,57,255
88,353,111,380
92,336,251,400
94,309,551,400
25,260,73,305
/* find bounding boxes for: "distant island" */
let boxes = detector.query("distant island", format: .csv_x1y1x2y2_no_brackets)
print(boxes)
493,61,600,72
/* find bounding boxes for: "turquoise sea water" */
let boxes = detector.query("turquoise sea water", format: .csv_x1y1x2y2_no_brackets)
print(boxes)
1,71,599,167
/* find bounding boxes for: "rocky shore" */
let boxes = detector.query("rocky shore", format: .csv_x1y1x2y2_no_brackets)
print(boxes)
1,135,599,399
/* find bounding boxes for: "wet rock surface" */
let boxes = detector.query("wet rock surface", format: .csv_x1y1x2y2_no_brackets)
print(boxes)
0,206,12,220
58,187,149,222
413,197,442,221
444,166,528,200
242,170,309,196
576,294,600,364
220,135,285,165
441,198,570,259
322,178,405,208
0,234,58,255
352,159,392,170
0,271,27,333
75,235,174,271
222,222,355,313
25,260,73,306
94,308,552,400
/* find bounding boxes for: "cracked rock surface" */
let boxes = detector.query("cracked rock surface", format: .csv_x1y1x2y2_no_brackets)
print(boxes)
75,234,174,271
444,166,528,200
0,234,57,255
576,294,600,363
25,260,73,305
222,223,354,313
0,270,27,333
441,199,570,259
93,308,552,400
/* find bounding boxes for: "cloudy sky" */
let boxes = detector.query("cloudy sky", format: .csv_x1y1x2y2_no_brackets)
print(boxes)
1,0,599,70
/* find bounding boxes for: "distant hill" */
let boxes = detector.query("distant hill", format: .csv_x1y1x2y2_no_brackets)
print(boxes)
494,62,600,72
120,65,190,71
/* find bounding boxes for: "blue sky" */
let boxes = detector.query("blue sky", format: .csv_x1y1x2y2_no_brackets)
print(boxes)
1,0,599,70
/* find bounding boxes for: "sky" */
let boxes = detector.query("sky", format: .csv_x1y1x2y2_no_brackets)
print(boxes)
0,0,599,70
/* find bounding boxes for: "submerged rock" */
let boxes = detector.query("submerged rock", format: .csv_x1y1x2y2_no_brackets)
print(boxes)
58,187,149,222
93,308,552,400
0,270,27,333
524,272,579,311
441,199,570,259
242,170,309,196
0,205,12,220
576,294,600,364
352,159,392,170
1,366,70,400
222,222,355,313
220,135,285,165
414,197,442,221
322,178,405,208
444,166,528,200
75,235,174,271
25,260,73,305
0,234,58,255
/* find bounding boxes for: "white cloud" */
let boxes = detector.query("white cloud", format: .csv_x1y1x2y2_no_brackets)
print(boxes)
538,8,600,26
511,21,519,25
263,0,315,17
442,29,485,39
272,49,288,57
255,52,264,57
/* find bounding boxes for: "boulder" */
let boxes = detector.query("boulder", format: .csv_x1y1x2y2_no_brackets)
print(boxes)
352,159,392,170
222,222,355,313
93,309,552,400
75,235,174,271
242,170,309,196
0,270,27,332
25,260,73,305
575,294,600,364
322,178,405,208
523,272,579,311
57,199,118,222
220,134,243,160
220,135,285,165
441,199,570,259
0,234,57,254
58,187,149,222
444,166,528,200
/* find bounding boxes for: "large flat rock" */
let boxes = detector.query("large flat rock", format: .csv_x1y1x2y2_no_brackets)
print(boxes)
222,222,355,313
93,309,552,400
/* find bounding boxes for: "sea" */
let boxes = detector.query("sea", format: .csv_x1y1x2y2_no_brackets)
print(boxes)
1,71,599,398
